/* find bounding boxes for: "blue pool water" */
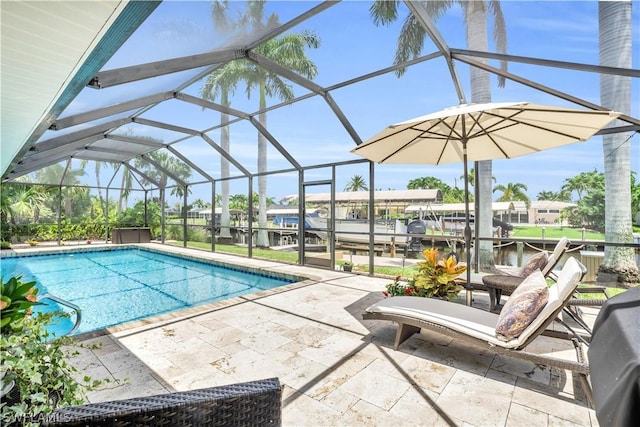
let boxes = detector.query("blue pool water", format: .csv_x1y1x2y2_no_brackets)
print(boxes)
1,249,296,335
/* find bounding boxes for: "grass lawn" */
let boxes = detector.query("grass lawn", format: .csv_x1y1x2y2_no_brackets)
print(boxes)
167,240,299,263
510,226,604,240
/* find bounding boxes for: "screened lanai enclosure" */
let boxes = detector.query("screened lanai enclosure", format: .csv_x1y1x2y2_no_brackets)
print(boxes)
2,1,639,272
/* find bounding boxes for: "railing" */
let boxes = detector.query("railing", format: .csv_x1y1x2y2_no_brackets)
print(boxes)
38,293,82,336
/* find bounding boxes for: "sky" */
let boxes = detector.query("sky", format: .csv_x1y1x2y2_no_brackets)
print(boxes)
44,0,639,209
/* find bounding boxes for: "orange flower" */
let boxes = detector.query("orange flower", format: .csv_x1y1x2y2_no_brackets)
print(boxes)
422,248,438,265
26,287,37,302
0,300,7,310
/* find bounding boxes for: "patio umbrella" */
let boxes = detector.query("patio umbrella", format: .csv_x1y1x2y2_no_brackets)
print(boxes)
351,101,620,302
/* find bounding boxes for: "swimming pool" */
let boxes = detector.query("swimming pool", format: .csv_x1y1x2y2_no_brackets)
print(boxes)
0,248,298,335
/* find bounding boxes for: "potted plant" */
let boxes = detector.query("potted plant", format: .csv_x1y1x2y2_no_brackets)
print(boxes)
383,248,466,301
340,260,354,272
25,239,39,247
0,241,11,250
1,276,107,425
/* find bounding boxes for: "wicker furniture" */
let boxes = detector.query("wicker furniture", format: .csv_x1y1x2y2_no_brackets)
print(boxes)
363,257,593,404
480,237,572,311
480,274,524,312
42,378,281,426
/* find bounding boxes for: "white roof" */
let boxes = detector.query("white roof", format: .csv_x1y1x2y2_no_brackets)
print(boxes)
406,201,526,213
285,189,443,204
1,1,130,175
530,200,576,210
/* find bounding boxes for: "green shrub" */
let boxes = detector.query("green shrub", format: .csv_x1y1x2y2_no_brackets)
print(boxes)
0,276,41,330
1,276,109,426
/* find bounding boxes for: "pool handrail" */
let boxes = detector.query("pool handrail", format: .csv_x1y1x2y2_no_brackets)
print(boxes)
39,293,82,336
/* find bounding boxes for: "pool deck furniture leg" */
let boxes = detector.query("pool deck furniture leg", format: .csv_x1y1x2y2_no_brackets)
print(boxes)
395,323,421,350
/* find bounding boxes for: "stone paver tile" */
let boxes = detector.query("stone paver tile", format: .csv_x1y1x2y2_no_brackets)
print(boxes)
339,398,422,427
506,402,548,427
339,364,410,411
239,330,291,354
151,360,186,381
208,304,277,332
164,339,226,368
266,346,316,370
67,346,106,372
267,309,325,329
194,316,226,331
280,357,334,391
86,373,169,403
157,320,218,343
490,353,552,385
382,352,457,394
301,351,376,400
389,385,457,427
511,379,591,426
168,363,238,391
78,335,123,357
282,389,343,427
116,329,186,357
298,332,368,366
97,348,148,376
412,339,494,376
524,335,575,355
280,324,335,346
71,363,113,387
196,322,249,348
211,347,292,383
319,387,360,415
218,340,250,356
548,413,587,427
436,369,514,426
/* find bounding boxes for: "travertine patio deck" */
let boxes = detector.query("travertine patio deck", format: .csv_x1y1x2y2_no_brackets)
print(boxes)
16,244,599,426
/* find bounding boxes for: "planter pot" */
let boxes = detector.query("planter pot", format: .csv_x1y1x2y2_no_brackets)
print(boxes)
343,265,353,272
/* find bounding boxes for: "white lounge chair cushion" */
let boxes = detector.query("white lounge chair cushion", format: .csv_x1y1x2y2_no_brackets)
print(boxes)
495,270,549,341
517,251,549,278
541,237,570,276
365,295,509,346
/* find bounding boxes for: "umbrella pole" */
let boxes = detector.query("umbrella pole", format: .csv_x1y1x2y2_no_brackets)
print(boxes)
462,139,472,306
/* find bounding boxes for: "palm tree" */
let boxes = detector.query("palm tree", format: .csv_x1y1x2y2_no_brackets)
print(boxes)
201,0,245,242
344,175,369,192
562,171,599,203
562,170,602,225
536,190,572,202
445,186,465,204
8,184,46,224
229,193,248,211
459,168,496,188
35,164,87,217
135,151,192,215
225,3,319,247
371,1,507,269
118,165,134,214
493,182,530,207
599,1,638,282
407,176,450,192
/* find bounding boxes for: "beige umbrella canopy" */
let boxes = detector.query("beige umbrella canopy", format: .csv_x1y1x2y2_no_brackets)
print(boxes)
351,101,620,300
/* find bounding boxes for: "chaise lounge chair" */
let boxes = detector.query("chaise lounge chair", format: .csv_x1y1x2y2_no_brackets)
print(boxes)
363,256,592,402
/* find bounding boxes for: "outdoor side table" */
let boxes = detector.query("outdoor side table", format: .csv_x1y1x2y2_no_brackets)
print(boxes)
481,274,525,311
